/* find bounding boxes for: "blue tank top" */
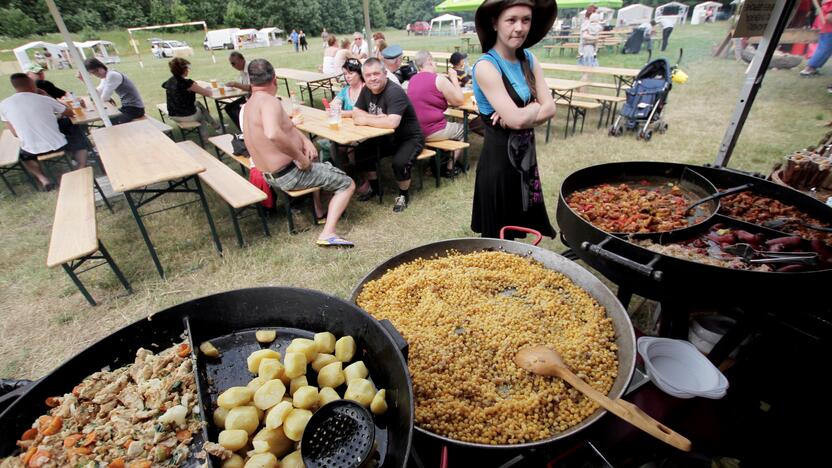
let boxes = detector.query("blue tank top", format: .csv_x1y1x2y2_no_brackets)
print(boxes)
472,49,535,116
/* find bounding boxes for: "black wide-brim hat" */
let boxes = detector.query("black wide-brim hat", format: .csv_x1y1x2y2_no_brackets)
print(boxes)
475,0,558,53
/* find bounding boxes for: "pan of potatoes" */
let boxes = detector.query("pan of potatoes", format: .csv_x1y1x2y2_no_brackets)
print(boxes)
181,287,413,467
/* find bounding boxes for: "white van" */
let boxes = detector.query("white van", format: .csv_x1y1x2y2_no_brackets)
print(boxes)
204,29,239,50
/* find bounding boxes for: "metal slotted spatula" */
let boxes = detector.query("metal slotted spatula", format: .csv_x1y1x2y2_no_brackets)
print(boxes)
301,400,376,468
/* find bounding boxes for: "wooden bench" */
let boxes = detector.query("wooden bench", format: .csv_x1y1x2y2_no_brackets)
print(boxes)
208,134,321,234
157,103,205,147
34,148,114,212
46,167,131,306
587,82,631,94
547,99,603,142
142,115,174,135
573,92,627,127
177,141,270,247
544,43,579,57
0,129,37,196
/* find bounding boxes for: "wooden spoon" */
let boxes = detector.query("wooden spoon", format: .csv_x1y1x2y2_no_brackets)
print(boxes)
515,345,692,452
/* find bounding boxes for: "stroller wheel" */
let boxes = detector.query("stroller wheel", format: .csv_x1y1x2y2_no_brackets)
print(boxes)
658,122,668,134
640,130,653,141
609,125,623,137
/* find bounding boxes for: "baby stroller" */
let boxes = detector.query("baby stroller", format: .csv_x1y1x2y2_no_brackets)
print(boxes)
609,51,681,141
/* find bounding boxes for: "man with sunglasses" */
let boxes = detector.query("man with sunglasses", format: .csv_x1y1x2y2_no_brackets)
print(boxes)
351,32,369,60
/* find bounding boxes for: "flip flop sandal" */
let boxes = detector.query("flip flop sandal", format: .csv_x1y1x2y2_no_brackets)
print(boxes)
316,236,354,248
315,213,328,225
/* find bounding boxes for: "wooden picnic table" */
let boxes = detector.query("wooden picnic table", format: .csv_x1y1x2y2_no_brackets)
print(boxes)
283,100,394,146
196,80,248,133
540,62,640,94
92,120,222,278
68,96,119,125
273,68,341,107
403,50,453,69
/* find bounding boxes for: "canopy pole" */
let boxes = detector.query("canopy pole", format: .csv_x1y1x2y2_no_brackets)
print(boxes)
713,0,797,167
205,22,216,64
44,0,112,127
363,0,374,57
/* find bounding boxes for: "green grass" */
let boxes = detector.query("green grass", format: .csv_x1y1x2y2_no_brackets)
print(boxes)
0,23,830,379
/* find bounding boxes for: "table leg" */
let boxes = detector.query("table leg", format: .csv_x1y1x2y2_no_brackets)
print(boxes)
194,177,223,255
62,263,96,306
462,110,469,172
215,99,226,134
99,240,132,293
124,191,165,279
307,82,315,107
283,78,291,98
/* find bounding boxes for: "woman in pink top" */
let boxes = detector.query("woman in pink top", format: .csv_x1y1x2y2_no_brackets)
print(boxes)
407,51,466,176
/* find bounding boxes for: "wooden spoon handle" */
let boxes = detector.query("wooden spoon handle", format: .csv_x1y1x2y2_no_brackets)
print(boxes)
559,371,692,452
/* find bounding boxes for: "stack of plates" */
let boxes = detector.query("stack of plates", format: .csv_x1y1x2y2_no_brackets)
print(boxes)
637,337,729,399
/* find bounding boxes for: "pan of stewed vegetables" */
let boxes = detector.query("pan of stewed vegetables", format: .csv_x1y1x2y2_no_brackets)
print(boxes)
350,237,636,450
0,287,414,468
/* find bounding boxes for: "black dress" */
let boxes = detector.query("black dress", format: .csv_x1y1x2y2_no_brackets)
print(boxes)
471,64,556,241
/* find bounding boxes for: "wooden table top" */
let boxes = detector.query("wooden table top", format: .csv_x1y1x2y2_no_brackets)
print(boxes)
540,62,640,77
546,78,590,91
91,120,205,192
196,81,248,100
0,129,20,166
403,50,452,60
46,167,98,268
274,68,341,83
283,100,393,145
69,96,119,125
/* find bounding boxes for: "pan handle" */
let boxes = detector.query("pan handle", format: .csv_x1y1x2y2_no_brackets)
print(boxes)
378,319,409,361
685,182,756,213
500,226,544,246
581,238,663,282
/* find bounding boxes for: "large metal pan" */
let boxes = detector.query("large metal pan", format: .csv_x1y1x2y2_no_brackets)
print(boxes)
0,287,415,467
349,238,636,452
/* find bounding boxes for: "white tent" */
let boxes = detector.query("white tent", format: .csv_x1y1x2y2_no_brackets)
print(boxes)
234,28,266,49
655,2,690,25
258,27,284,46
79,40,120,64
691,1,723,25
579,7,616,26
13,41,64,70
616,4,654,27
430,14,463,36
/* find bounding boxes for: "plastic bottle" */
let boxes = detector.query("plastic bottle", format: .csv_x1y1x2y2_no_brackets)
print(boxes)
290,92,301,117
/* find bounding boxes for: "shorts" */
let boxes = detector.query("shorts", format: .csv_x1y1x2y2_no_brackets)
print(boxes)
426,122,464,142
19,117,87,160
264,161,352,194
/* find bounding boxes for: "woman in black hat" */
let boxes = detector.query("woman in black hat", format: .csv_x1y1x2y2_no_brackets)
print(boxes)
471,0,558,240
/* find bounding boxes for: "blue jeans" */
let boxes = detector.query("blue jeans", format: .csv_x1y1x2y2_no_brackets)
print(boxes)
808,32,832,69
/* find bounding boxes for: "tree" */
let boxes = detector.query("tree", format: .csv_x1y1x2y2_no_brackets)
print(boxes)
0,7,38,37
110,3,148,28
369,0,388,29
224,1,251,28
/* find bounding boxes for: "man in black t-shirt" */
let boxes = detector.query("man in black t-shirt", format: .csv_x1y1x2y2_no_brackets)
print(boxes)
353,58,424,212
26,64,67,100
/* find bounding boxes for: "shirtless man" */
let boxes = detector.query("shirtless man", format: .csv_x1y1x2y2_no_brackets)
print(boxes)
242,59,355,247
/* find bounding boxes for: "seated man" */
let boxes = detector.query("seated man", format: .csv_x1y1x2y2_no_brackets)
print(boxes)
26,64,67,99
380,45,403,85
407,51,466,178
242,59,355,247
448,52,471,88
224,51,251,130
350,32,369,60
0,74,88,190
82,58,145,124
353,58,425,213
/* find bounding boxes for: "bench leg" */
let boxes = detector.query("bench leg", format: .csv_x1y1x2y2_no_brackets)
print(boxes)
564,107,571,139
598,103,607,129
461,111,469,173
98,240,132,294
546,118,552,143
93,176,114,214
125,191,166,279
62,263,96,306
283,192,297,234
257,204,271,238
0,170,16,196
19,162,38,190
433,152,442,188
375,147,383,204
229,204,245,248
194,177,223,255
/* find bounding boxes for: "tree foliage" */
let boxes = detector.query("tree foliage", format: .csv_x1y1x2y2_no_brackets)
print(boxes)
0,0,448,38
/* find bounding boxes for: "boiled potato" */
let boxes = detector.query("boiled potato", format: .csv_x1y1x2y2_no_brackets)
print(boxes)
371,389,388,415
283,352,307,379
218,429,249,451
252,427,294,457
311,353,338,372
258,358,284,381
199,341,220,358
281,450,304,468
256,330,277,344
289,376,308,396
218,387,253,409
293,386,318,410
318,387,340,407
213,407,229,429
253,379,286,410
225,406,259,435
243,452,278,468
317,361,345,388
247,403,264,421
264,400,294,429
313,332,336,354
221,454,244,468
247,376,267,393
344,379,375,407
247,349,281,374
286,338,318,362
343,361,369,383
283,408,313,441
335,336,356,362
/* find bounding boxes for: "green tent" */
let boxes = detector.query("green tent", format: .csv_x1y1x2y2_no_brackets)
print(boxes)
435,0,623,13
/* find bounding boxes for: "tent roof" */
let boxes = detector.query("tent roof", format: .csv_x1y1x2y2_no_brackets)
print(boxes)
658,1,689,8
620,3,653,11
56,41,88,49
80,40,114,47
13,41,61,53
432,13,463,22
435,0,483,13
259,27,283,33
235,29,258,35
558,0,623,8
695,1,723,7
